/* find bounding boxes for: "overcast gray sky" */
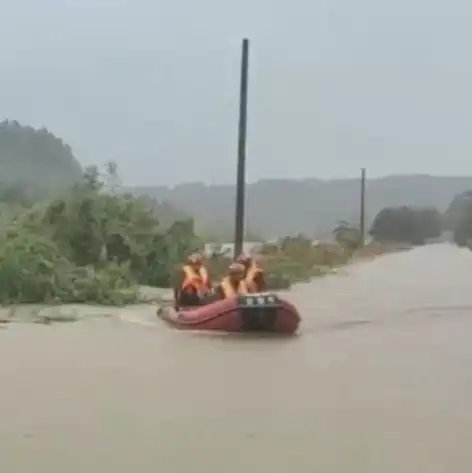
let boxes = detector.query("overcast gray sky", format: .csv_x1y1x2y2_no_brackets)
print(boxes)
0,0,471,185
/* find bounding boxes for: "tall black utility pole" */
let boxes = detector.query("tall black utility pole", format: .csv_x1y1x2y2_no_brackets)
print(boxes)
234,38,250,258
359,167,366,247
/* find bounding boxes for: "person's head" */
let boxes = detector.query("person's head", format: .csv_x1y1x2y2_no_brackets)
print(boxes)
228,262,245,282
234,252,252,268
187,252,203,269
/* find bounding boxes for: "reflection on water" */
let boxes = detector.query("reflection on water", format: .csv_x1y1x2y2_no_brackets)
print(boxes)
1,244,472,472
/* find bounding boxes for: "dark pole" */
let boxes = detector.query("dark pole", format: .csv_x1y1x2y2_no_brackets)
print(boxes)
359,167,366,247
234,38,249,258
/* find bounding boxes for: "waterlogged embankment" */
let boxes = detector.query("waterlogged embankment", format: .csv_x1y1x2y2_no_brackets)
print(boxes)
1,244,472,472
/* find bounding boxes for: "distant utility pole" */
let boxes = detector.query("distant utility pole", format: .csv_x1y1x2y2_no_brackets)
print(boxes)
359,167,366,247
234,38,250,258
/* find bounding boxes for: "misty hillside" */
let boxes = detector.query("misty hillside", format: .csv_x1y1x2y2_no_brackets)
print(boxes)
128,175,472,238
0,120,83,188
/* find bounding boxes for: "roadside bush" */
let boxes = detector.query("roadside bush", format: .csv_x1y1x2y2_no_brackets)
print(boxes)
0,166,200,305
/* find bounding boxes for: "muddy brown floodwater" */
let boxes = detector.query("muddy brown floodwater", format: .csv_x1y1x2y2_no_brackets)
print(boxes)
1,243,472,472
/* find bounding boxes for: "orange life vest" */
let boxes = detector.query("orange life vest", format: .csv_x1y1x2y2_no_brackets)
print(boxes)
181,265,210,294
220,277,249,298
245,262,263,292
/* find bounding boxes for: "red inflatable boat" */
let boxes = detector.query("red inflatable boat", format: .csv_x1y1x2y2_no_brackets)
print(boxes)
157,292,300,335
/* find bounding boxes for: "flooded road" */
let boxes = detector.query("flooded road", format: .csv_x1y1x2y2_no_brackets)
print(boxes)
1,243,472,472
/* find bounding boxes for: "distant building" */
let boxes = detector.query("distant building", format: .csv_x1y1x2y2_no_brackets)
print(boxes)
203,241,263,257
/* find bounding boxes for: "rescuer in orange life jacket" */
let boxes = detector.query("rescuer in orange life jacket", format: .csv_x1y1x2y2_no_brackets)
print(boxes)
174,252,212,309
234,252,266,292
212,262,249,299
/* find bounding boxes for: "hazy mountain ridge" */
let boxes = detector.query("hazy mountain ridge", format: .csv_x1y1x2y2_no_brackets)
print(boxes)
128,175,472,238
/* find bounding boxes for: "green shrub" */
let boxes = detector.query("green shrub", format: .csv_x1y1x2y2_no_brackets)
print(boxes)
0,166,200,305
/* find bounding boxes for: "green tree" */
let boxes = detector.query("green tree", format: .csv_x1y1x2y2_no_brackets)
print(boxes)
370,206,442,245
444,191,472,247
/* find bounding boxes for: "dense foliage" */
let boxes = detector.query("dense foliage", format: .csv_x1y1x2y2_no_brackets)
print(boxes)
369,206,442,245
0,120,83,189
0,166,201,305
